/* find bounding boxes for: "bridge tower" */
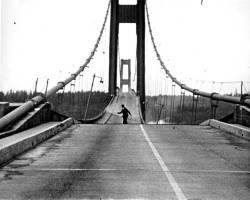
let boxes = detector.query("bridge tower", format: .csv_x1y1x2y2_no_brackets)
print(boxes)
109,0,145,119
120,59,131,93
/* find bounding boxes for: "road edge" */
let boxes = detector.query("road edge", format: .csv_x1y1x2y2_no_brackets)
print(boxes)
201,119,250,140
0,118,74,166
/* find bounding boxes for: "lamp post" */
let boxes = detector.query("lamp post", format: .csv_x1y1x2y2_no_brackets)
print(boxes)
34,78,39,96
45,79,49,96
155,103,164,125
83,74,103,120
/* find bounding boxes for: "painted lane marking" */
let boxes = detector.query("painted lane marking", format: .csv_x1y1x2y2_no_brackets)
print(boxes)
172,170,250,174
140,124,187,200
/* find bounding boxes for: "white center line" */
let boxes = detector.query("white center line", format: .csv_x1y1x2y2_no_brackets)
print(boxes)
140,124,187,200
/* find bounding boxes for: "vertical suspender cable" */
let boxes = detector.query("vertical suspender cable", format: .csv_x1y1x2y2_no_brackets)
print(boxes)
194,95,199,124
191,94,195,124
191,94,199,124
169,82,173,123
145,2,250,109
181,91,185,122
172,84,176,123
178,89,183,123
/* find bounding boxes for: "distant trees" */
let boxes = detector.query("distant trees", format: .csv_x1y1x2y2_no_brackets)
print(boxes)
0,90,33,102
0,90,112,120
0,90,237,124
146,95,235,124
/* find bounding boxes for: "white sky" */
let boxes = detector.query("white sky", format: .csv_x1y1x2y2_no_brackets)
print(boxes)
0,0,250,95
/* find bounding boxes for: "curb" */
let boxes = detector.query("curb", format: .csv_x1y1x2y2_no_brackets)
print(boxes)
201,119,250,140
0,118,73,166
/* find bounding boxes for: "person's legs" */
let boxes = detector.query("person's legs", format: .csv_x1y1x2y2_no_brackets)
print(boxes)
123,117,128,124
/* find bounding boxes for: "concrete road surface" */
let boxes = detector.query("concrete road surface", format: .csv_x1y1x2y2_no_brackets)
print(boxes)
0,124,249,199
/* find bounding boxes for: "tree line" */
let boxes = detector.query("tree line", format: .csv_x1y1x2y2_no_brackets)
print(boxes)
0,90,111,120
0,90,236,124
146,95,235,124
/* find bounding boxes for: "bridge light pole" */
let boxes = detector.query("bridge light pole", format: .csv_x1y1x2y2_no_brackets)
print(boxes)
84,74,103,120
155,103,164,124
34,78,39,96
45,79,49,96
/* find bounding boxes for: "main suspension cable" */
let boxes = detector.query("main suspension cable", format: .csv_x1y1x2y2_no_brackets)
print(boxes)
145,2,250,107
0,0,111,132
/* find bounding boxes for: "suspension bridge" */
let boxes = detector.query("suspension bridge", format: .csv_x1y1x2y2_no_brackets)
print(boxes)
0,0,250,199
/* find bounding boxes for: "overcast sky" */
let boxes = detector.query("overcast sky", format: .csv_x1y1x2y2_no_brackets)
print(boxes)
1,0,250,95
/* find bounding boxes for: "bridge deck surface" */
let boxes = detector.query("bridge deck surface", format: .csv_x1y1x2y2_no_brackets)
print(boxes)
97,92,143,124
0,124,249,199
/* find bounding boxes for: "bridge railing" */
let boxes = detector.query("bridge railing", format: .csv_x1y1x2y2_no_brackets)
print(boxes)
235,106,250,127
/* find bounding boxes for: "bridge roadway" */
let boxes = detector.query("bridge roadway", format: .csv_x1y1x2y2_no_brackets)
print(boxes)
96,92,143,124
0,123,249,199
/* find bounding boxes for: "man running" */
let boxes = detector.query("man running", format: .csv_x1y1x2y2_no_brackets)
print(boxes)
117,104,132,124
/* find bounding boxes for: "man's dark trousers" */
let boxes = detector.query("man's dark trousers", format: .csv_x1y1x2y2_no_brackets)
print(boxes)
123,117,128,124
